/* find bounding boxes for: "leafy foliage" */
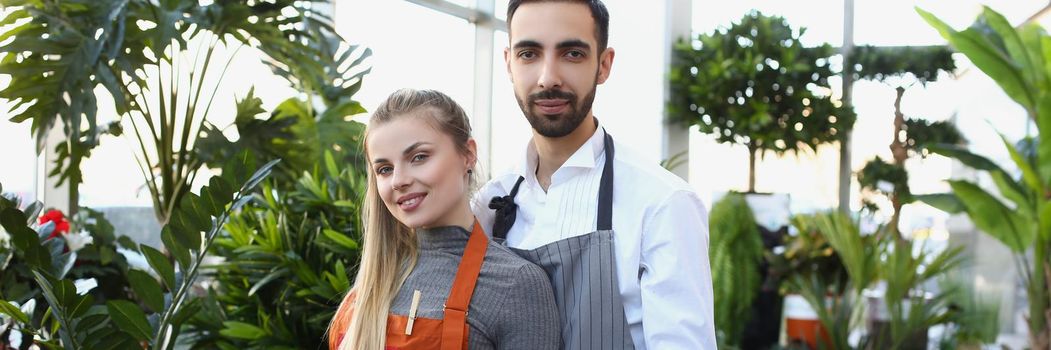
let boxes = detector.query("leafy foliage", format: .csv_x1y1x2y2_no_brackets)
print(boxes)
916,6,1051,345
0,0,343,225
0,156,278,349
858,156,910,202
850,41,960,237
850,45,956,84
785,212,963,350
669,11,856,191
937,275,1001,348
708,193,763,346
902,119,964,155
185,151,365,349
194,16,371,192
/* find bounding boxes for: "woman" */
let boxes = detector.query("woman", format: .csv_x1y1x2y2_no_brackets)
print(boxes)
328,89,560,350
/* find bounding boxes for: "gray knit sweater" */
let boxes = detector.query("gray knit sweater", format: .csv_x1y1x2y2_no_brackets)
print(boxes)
390,226,560,349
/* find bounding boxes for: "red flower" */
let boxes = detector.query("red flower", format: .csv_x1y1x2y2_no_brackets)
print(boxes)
39,209,71,240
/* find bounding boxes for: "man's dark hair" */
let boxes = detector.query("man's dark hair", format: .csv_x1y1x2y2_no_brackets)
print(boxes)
506,0,610,52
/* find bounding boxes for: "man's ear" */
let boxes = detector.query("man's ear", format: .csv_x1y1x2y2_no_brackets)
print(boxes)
504,47,513,79
597,47,615,84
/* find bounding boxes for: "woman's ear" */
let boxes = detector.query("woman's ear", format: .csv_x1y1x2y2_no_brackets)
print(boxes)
465,138,478,170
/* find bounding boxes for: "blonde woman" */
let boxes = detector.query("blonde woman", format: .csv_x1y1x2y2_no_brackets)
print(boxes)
328,89,559,350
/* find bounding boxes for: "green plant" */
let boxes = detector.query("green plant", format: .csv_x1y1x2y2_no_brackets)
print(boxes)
873,239,963,349
0,156,278,349
915,5,1051,347
194,26,372,187
767,214,849,296
184,151,365,349
850,45,960,238
0,0,335,224
0,188,148,349
937,275,1000,349
785,212,962,350
669,11,856,192
708,193,764,347
790,213,880,350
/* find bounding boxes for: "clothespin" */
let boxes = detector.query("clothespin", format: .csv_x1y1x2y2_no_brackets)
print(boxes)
405,290,421,335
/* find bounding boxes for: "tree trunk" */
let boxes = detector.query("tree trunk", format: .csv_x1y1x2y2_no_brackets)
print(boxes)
67,142,81,218
68,183,78,219
748,143,758,193
1030,244,1051,349
889,86,907,241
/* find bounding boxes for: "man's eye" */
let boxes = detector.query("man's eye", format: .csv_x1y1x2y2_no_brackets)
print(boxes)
566,50,585,59
518,50,537,59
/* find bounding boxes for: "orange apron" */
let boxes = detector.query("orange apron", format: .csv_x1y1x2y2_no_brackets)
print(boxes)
331,221,488,350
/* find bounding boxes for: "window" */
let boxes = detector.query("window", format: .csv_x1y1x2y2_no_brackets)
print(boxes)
489,31,532,174
0,101,37,204
336,1,476,117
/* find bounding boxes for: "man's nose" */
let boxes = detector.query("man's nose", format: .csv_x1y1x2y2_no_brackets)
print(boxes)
537,56,563,90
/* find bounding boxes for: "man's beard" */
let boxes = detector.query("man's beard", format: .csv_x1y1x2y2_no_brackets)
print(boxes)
515,81,597,138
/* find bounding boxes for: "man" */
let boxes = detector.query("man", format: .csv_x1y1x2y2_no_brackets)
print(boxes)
471,0,717,349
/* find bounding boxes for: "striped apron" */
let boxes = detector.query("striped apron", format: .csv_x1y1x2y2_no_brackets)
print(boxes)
489,131,635,350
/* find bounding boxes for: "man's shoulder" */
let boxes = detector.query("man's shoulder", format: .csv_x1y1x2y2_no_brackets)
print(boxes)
610,140,696,200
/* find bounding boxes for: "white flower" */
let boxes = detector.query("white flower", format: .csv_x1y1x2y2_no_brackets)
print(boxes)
18,299,34,317
0,227,9,248
74,278,98,295
118,248,155,278
63,230,94,252
876,180,896,193
201,255,227,267
1,300,35,349
6,330,21,349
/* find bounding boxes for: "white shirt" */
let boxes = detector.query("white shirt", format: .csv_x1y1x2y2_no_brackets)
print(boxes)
471,125,717,350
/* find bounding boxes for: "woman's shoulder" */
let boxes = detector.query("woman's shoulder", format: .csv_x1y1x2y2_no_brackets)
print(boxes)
473,241,559,348
481,240,543,275
475,241,552,295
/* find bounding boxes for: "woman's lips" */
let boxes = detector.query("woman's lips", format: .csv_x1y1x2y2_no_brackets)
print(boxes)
397,193,426,211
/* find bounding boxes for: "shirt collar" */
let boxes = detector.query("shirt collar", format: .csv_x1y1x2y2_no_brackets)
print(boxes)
500,119,607,193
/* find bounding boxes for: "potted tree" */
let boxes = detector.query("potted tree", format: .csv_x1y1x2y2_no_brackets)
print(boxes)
670,12,856,348
670,11,856,194
850,44,960,240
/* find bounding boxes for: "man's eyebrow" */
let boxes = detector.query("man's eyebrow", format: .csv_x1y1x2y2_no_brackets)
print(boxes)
556,39,591,51
512,39,593,52
512,40,542,50
371,142,431,164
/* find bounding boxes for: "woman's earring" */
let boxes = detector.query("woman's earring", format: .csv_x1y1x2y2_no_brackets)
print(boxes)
467,169,473,175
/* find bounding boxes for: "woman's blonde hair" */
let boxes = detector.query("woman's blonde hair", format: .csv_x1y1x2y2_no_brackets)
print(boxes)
329,89,474,350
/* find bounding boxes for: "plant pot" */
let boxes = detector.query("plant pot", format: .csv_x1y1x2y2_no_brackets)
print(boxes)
784,294,832,349
743,192,792,349
743,192,791,232
865,292,928,350
742,223,788,350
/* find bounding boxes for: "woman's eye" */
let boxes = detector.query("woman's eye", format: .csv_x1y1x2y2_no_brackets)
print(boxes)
412,153,429,162
376,166,392,175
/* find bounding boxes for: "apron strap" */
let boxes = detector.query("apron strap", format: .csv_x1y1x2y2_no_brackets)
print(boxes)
441,220,489,349
597,131,615,231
